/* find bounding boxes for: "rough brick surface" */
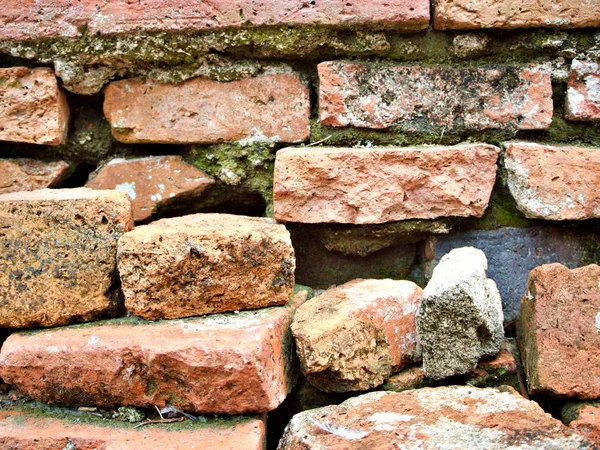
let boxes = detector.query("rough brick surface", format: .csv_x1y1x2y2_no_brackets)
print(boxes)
318,61,553,132
0,304,299,414
0,67,69,145
274,144,499,224
0,409,265,450
517,263,600,399
504,142,600,220
118,213,295,320
0,1,429,40
292,279,422,392
566,60,600,122
279,387,592,449
568,405,600,447
86,156,214,222
0,188,133,329
434,0,600,30
103,73,310,144
0,159,69,194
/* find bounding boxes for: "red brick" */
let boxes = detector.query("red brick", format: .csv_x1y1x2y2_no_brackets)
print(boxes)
292,279,422,392
279,386,591,449
0,159,69,194
569,405,600,447
1,0,429,41
118,213,295,320
0,188,133,329
0,300,301,414
0,67,69,145
504,142,600,220
433,0,600,30
566,60,600,122
0,409,265,450
517,264,600,398
86,156,214,222
273,144,499,224
318,62,553,131
103,73,310,144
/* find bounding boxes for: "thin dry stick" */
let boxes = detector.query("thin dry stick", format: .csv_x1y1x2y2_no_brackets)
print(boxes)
133,417,185,429
305,135,332,147
155,405,164,420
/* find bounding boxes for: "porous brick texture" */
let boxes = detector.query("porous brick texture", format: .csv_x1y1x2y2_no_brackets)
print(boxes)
0,188,133,329
291,279,422,392
567,404,600,447
0,409,265,450
0,0,430,40
566,60,600,122
86,156,214,222
0,304,299,414
318,62,553,131
0,67,69,145
433,0,600,30
504,142,600,220
274,144,499,224
117,213,295,320
103,73,310,144
0,159,69,194
278,387,592,449
518,263,600,398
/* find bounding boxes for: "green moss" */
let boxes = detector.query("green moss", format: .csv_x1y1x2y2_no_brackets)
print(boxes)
461,188,532,231
561,400,600,425
186,140,276,214
7,401,259,432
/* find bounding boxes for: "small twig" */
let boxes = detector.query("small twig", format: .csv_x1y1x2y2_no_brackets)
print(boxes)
155,405,164,420
437,126,446,144
133,417,185,429
305,135,332,147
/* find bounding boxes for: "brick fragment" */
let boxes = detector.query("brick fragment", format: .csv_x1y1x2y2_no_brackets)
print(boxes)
0,188,133,328
0,67,69,145
566,404,600,447
0,301,302,414
434,0,600,30
0,159,69,194
566,60,600,122
86,156,214,222
279,387,591,449
103,73,310,144
292,279,422,392
319,61,553,132
517,263,600,398
1,0,429,41
0,409,265,450
504,142,600,220
274,144,499,224
118,213,295,320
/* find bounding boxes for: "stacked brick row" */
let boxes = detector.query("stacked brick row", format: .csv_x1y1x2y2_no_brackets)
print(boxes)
0,0,599,448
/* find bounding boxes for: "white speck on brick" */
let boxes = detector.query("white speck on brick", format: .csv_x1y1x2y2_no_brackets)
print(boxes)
87,336,99,345
115,181,136,200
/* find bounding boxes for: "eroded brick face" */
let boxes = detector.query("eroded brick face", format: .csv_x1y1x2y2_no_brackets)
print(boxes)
566,60,600,122
433,0,600,30
318,62,553,132
103,74,310,144
0,67,69,146
504,142,600,220
518,264,600,399
1,0,429,40
274,144,499,224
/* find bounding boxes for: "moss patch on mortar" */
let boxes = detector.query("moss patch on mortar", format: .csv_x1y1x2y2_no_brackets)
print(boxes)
5,401,259,432
186,141,276,215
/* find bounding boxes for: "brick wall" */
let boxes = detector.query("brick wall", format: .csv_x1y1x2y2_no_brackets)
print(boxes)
1,1,600,448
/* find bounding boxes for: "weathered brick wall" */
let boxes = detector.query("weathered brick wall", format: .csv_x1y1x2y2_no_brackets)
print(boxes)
0,1,600,448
